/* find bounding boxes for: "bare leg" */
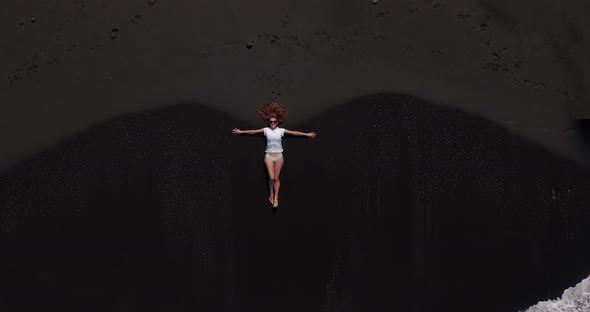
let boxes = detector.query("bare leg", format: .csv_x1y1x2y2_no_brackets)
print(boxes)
264,155,275,204
273,156,284,208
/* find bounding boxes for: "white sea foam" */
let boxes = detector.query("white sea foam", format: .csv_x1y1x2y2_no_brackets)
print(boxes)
522,275,590,312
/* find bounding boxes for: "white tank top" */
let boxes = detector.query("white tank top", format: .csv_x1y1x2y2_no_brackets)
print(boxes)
264,127,285,152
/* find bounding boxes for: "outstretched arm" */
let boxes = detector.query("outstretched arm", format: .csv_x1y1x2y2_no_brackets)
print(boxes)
232,128,264,135
284,129,316,138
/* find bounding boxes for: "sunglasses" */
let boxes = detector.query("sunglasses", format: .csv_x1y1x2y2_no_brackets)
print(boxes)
269,120,278,124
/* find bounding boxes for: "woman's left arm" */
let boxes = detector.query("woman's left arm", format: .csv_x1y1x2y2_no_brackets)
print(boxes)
284,129,316,138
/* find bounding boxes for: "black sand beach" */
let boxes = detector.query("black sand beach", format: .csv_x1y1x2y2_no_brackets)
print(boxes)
1,96,589,311
3,1,590,311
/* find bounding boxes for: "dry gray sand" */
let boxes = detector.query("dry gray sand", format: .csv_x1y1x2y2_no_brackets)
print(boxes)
2,0,590,173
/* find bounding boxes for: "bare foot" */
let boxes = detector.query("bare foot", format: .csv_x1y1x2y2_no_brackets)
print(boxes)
273,198,279,208
269,196,274,204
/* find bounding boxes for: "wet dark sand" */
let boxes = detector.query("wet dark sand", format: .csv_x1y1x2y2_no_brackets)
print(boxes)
1,95,590,311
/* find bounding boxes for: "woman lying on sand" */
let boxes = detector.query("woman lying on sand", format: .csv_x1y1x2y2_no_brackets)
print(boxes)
232,102,316,208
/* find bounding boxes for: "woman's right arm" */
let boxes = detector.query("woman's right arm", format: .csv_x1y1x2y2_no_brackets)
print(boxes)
232,128,264,135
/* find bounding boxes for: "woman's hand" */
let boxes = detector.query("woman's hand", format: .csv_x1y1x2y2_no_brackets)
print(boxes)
307,132,316,138
232,128,242,135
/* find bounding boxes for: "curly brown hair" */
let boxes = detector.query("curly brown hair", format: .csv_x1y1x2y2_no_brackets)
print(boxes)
258,101,288,124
